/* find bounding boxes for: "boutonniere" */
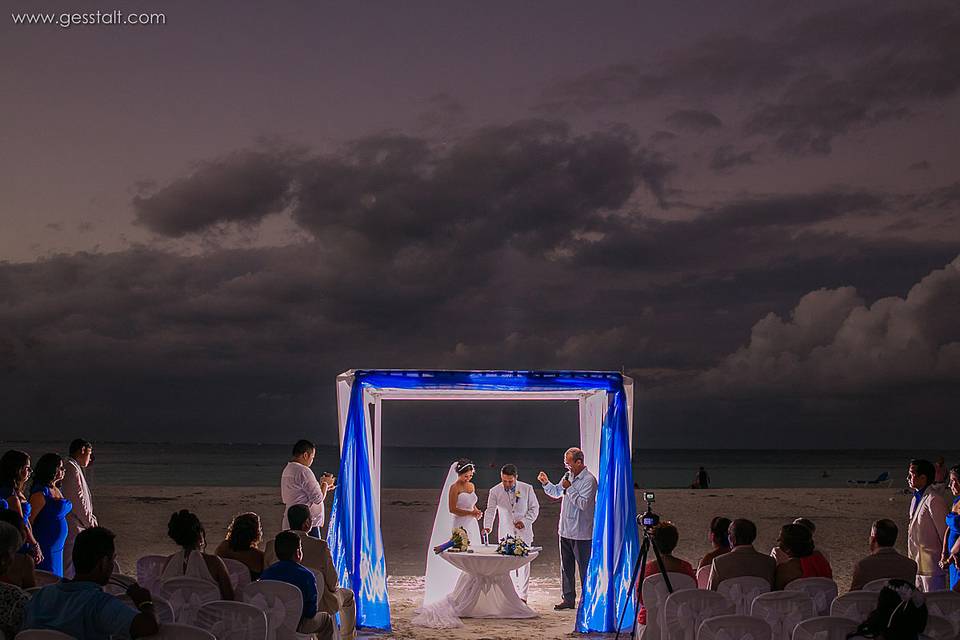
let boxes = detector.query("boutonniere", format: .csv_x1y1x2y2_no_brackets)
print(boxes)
514,488,522,503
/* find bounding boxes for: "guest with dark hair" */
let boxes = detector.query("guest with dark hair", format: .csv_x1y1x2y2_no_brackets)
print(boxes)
0,510,36,588
23,526,159,639
940,464,960,590
635,522,695,625
774,523,832,589
0,451,42,565
907,458,947,591
851,519,918,590
847,579,928,640
772,517,827,564
698,516,732,569
215,512,265,580
261,530,335,639
28,453,73,577
160,509,233,600
0,522,28,637
708,519,777,590
62,438,97,579
281,440,334,538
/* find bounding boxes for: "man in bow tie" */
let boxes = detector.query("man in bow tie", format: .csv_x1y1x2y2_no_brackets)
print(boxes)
483,464,540,601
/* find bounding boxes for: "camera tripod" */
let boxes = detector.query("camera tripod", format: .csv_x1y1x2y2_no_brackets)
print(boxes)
614,519,674,640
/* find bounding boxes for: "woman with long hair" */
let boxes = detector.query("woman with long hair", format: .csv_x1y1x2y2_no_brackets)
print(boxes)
940,464,960,590
215,512,265,580
0,451,42,566
28,453,73,577
161,509,234,600
847,579,928,639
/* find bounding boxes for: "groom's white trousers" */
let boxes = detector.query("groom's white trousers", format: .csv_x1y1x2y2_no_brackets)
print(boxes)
512,562,530,600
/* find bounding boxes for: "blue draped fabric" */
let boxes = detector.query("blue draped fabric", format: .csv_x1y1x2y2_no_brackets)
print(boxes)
327,370,639,632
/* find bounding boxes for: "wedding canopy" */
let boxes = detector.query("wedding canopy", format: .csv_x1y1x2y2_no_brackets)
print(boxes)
327,369,639,633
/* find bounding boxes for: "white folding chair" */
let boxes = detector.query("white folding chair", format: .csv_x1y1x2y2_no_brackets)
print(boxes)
697,614,773,640
861,578,889,592
243,580,320,640
785,577,838,617
791,615,858,640
120,594,177,624
33,570,60,586
137,555,169,593
13,631,76,639
195,601,268,640
141,624,217,639
696,566,711,589
717,576,770,615
221,558,252,593
638,572,697,640
924,614,956,640
105,573,138,596
925,592,960,634
750,591,815,640
158,576,221,625
830,590,879,623
661,589,734,640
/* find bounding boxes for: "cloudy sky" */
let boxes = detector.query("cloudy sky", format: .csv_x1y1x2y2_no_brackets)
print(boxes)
1,0,958,448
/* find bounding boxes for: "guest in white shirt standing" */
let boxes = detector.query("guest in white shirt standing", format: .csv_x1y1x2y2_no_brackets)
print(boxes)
482,464,540,602
538,447,597,610
281,440,335,539
60,439,96,579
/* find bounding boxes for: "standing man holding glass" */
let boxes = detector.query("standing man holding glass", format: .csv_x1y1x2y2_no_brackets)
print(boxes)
538,446,597,610
281,440,335,539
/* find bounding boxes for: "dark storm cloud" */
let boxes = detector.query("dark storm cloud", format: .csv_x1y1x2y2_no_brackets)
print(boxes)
665,109,723,133
710,145,754,171
908,161,932,172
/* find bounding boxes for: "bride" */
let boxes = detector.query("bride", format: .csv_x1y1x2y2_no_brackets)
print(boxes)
412,458,483,626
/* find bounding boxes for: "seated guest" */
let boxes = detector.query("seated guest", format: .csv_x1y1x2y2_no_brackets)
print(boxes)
698,516,732,569
771,517,829,564
215,512,265,580
161,509,233,600
848,579,928,640
261,531,334,639
28,453,73,577
266,505,356,640
23,527,159,639
850,519,918,591
635,522,695,625
708,518,777,590
0,522,29,637
774,523,832,589
0,510,36,588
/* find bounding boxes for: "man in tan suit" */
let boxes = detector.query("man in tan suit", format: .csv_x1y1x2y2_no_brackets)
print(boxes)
850,519,918,590
907,459,948,591
267,505,356,640
708,519,776,590
61,439,97,578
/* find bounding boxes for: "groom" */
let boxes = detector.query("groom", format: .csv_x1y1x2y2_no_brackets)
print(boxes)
482,464,540,601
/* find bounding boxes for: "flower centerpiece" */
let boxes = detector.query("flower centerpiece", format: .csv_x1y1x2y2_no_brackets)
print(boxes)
433,526,471,554
496,534,529,557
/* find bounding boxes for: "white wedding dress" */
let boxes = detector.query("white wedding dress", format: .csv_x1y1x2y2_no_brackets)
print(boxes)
451,491,482,547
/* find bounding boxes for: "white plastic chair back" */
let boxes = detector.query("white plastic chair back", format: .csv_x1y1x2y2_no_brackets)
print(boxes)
13,631,76,639
785,577,838,617
137,555,170,593
696,566,711,589
195,601,268,640
105,574,138,596
861,578,889,592
661,589,734,640
717,576,771,615
697,614,773,640
242,580,303,640
639,572,697,640
829,591,879,623
33,570,60,586
924,614,956,640
120,594,177,624
925,592,960,634
791,616,858,640
159,576,221,625
751,591,815,640
221,558,252,593
141,623,217,639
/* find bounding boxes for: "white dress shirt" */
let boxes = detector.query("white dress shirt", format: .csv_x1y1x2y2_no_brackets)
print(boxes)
62,457,96,530
483,480,539,544
543,467,597,541
280,461,327,530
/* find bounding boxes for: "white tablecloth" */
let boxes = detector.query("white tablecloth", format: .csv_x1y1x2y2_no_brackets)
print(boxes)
412,546,539,628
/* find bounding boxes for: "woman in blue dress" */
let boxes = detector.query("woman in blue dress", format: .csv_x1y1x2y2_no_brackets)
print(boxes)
28,453,73,577
942,464,960,591
0,450,43,566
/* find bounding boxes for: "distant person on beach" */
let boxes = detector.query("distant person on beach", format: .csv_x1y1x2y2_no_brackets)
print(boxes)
0,510,36,588
691,466,710,489
538,446,597,610
934,456,947,485
708,519,776,590
0,521,28,637
281,440,335,538
907,458,948,591
28,453,73,577
161,509,234,600
773,523,832,589
850,519,917,590
698,516,731,570
0,451,43,566
215,512,265,580
940,464,960,591
261,530,335,639
61,439,97,579
635,522,695,625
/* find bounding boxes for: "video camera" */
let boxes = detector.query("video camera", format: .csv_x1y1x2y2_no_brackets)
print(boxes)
637,491,660,529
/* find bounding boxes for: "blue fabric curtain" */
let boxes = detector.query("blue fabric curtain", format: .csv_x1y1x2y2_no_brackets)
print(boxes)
327,370,638,632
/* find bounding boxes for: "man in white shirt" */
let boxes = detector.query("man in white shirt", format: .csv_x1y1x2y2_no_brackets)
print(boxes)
538,447,597,610
907,458,948,591
482,464,540,601
281,440,335,538
61,439,97,579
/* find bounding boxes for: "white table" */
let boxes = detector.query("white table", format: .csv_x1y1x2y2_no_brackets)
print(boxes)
440,546,539,619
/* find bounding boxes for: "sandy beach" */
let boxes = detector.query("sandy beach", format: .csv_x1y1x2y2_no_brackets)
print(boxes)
99,485,913,639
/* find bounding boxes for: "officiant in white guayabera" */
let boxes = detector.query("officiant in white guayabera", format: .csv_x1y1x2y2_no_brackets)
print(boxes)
482,464,540,601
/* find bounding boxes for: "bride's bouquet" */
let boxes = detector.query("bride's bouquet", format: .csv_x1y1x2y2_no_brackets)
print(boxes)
433,527,471,554
496,534,529,557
